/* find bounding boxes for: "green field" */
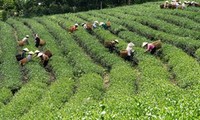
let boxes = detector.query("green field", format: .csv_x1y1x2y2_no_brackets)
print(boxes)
0,1,200,119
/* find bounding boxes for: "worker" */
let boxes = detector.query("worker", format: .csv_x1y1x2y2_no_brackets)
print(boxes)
15,48,29,61
171,0,179,8
69,23,79,33
164,1,169,8
34,50,52,58
106,20,111,29
34,34,40,48
126,42,135,61
93,21,99,29
81,23,93,31
34,34,46,48
18,35,29,46
37,52,49,67
19,51,34,66
22,35,29,44
104,39,119,53
142,40,162,54
99,22,107,29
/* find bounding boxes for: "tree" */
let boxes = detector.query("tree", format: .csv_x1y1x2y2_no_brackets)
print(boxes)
0,0,4,8
128,0,131,5
1,0,136,17
2,0,14,10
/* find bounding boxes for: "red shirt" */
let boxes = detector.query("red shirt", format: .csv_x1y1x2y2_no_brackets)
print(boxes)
71,26,77,31
147,44,155,51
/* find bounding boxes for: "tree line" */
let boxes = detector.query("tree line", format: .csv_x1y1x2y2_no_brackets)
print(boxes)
0,0,159,18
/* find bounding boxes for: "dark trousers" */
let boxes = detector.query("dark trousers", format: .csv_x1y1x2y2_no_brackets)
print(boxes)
126,56,131,61
43,60,49,67
108,46,115,53
16,54,23,61
125,52,134,61
150,48,157,54
35,38,40,48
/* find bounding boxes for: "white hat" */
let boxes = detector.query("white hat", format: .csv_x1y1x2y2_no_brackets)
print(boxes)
37,52,43,57
128,42,135,47
81,23,86,26
99,22,104,26
75,23,78,26
28,51,34,55
34,50,40,54
172,0,175,2
165,1,169,3
94,21,99,24
23,48,29,52
114,39,119,43
142,42,148,47
35,34,39,37
26,35,29,38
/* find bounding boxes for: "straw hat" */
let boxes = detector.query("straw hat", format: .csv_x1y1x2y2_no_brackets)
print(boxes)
23,48,29,52
28,51,34,55
94,21,99,24
34,50,40,54
99,22,104,26
81,23,86,26
37,52,43,57
114,39,119,43
75,23,79,26
142,42,148,47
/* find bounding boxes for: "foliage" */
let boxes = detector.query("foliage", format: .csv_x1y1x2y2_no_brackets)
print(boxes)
1,10,7,21
0,0,163,17
0,21,21,89
2,0,14,10
0,88,13,105
195,48,200,61
0,1,200,119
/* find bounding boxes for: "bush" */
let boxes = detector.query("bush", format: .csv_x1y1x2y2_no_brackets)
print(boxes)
49,4,61,14
0,88,13,104
2,10,7,21
195,48,200,61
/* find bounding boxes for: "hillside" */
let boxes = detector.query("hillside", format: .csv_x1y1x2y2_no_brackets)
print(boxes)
0,1,200,119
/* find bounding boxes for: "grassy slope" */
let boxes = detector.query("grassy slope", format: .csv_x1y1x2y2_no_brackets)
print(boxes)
0,1,200,119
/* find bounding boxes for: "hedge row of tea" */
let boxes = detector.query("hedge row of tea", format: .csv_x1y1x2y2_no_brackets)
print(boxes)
0,1,200,119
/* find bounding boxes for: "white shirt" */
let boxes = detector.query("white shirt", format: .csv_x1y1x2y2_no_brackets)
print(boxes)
126,47,133,56
22,37,28,42
27,55,32,61
93,23,97,28
126,42,135,56
83,24,87,29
